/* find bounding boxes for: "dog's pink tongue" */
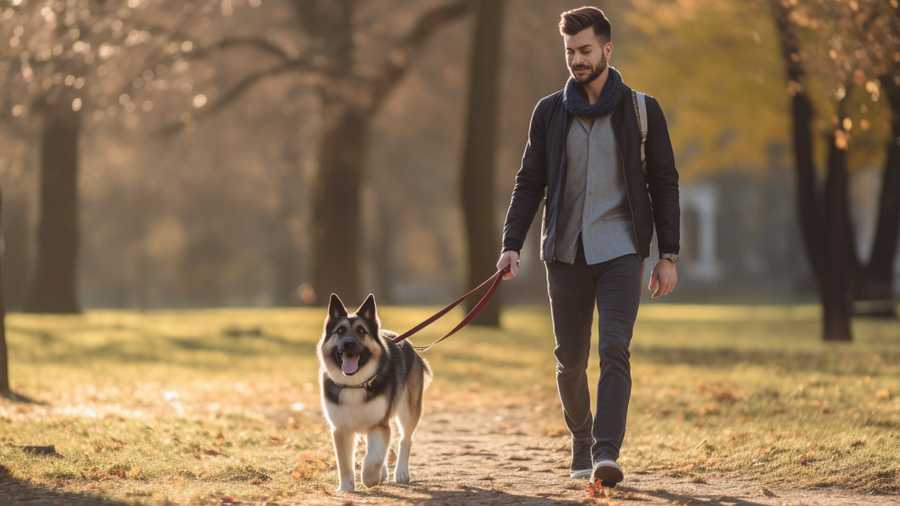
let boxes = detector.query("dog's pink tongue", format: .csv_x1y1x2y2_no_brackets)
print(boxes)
341,355,359,375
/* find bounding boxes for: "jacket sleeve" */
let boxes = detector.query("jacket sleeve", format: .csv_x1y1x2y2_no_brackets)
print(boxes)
500,99,549,254
645,96,680,257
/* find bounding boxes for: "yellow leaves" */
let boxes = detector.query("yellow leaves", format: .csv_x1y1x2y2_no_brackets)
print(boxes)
835,85,847,100
834,129,849,150
865,80,881,101
875,388,892,401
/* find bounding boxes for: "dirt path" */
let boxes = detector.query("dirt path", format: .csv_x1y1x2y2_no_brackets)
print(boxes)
306,402,898,505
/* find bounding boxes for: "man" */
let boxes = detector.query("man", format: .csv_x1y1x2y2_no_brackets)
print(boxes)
496,6,680,487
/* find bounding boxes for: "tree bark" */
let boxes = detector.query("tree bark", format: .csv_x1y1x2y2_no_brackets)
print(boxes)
822,130,854,341
310,107,371,304
0,187,10,396
770,1,827,292
855,73,899,318
460,0,505,326
25,97,81,313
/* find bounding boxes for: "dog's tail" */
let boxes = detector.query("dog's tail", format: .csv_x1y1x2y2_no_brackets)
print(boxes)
419,354,433,390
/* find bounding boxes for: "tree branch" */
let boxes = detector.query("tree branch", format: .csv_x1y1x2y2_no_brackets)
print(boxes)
154,57,315,137
186,36,293,63
368,0,470,113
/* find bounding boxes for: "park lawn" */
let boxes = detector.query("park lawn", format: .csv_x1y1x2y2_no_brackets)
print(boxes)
0,304,898,504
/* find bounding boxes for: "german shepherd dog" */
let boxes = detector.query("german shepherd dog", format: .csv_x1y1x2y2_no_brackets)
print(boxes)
317,293,432,492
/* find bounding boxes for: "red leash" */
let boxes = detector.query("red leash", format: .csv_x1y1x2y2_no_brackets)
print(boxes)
391,266,510,352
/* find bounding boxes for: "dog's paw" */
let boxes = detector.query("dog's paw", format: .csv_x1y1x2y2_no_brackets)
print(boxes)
395,467,410,484
362,464,386,488
336,481,355,493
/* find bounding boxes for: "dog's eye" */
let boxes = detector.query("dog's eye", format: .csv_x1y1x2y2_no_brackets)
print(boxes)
334,326,346,334
356,327,366,336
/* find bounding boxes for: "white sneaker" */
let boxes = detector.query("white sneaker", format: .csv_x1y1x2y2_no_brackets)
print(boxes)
592,459,624,486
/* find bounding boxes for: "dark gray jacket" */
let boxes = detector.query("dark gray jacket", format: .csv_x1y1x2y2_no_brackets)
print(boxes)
501,84,680,262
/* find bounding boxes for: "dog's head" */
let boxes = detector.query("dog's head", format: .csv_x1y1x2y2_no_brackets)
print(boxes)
318,292,384,385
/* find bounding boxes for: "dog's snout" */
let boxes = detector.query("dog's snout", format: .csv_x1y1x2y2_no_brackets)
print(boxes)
338,338,362,355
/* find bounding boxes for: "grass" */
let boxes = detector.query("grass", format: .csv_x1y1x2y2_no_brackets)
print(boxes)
0,304,898,504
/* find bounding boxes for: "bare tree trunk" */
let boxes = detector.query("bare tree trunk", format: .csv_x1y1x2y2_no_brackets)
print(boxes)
25,98,81,313
460,0,505,326
310,107,371,304
770,1,826,292
0,187,10,396
823,130,853,341
855,73,899,318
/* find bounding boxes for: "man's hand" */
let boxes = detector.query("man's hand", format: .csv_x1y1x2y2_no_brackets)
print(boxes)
648,259,678,299
496,250,521,280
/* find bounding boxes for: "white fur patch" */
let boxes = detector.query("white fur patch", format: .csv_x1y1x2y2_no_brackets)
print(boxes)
321,383,391,432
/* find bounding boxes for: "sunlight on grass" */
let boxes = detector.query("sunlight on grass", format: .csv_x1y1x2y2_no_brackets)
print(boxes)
0,304,897,503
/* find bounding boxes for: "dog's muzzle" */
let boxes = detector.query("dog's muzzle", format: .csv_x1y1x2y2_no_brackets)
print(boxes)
335,340,363,375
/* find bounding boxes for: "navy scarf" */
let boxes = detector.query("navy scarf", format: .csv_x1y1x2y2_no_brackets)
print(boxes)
562,65,626,118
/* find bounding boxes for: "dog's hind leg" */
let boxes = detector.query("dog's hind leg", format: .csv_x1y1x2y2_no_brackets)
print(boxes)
362,423,390,488
395,366,425,484
332,430,355,492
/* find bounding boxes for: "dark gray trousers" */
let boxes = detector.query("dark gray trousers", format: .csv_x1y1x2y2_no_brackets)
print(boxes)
545,234,643,462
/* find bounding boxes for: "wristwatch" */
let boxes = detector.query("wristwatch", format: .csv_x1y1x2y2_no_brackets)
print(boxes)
660,253,679,264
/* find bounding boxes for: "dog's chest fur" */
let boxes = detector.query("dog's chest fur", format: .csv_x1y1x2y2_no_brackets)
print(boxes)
322,386,392,432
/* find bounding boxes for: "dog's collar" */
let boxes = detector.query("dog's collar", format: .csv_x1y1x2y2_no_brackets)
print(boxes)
332,370,381,391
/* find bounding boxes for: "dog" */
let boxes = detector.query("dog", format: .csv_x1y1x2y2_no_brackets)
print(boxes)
317,292,432,492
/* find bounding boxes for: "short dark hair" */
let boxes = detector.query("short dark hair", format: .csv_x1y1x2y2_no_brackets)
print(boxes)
559,6,611,41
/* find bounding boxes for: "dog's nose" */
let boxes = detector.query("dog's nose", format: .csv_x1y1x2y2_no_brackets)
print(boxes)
338,339,361,355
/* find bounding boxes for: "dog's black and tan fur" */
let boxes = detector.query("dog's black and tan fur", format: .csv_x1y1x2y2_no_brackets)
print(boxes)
317,293,432,492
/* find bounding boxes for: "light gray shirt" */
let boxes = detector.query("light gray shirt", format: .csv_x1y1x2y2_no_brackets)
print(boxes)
556,114,637,265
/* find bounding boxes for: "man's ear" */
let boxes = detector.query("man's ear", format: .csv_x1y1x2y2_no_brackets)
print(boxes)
329,293,348,320
355,293,378,323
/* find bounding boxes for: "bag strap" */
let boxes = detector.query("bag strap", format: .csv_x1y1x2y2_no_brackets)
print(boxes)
631,90,648,176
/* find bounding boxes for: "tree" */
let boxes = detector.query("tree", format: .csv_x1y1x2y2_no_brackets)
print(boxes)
460,0,505,326
770,0,899,339
158,1,470,304
0,187,9,396
624,0,897,340
0,0,204,312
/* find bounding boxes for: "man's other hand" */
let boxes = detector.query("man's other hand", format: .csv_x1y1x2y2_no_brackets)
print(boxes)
648,259,678,299
496,251,521,280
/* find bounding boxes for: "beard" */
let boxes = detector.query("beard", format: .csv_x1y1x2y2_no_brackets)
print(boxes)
571,56,608,84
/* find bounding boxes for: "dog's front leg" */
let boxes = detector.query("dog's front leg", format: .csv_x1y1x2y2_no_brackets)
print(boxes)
362,423,390,488
332,430,355,492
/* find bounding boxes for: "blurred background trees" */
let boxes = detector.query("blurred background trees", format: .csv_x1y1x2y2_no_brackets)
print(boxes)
0,1,896,339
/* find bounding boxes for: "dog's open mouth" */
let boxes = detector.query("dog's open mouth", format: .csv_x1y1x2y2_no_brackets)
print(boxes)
339,352,360,375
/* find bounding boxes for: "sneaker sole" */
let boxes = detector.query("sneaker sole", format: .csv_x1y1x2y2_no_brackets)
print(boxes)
570,468,592,480
592,462,624,487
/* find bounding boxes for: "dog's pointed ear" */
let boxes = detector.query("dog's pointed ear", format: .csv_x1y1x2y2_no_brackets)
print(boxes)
328,293,348,320
356,293,378,323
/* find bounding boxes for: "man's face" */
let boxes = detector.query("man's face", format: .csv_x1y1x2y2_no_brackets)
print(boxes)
564,27,612,84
